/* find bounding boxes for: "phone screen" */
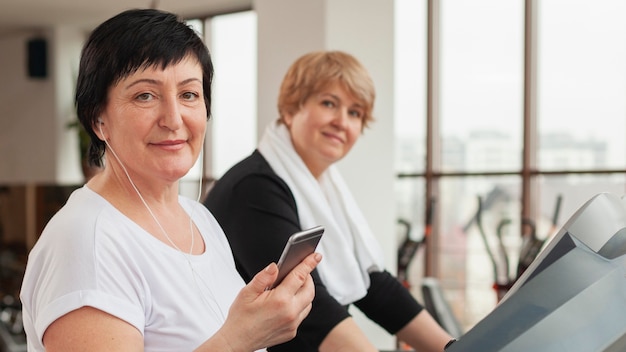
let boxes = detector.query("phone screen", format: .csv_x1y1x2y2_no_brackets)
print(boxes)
271,226,324,289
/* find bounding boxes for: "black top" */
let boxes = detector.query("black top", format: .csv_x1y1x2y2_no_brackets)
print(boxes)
204,150,423,351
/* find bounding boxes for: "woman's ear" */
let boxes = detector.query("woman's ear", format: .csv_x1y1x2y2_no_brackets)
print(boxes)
95,118,106,141
282,113,293,128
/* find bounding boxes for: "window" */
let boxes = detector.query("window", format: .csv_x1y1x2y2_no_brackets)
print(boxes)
208,11,258,179
537,0,626,172
395,0,626,331
440,0,524,173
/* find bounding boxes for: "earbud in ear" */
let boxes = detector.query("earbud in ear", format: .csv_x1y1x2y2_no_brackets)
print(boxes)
97,119,106,141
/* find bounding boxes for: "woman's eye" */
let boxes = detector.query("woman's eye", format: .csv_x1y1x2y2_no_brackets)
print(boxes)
349,109,363,119
181,91,199,101
136,92,154,101
321,100,336,108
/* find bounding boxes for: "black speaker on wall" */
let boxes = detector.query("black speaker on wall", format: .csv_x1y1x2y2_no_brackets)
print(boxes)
27,38,47,79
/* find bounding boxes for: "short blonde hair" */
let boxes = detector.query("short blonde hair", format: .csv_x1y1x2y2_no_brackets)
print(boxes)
277,51,375,129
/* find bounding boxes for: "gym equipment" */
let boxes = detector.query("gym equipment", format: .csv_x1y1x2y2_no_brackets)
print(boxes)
517,195,562,278
0,296,26,352
421,277,464,338
445,192,626,351
475,196,515,301
474,194,563,301
397,197,434,288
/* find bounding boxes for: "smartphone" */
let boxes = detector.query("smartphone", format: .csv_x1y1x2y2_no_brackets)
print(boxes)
270,225,325,289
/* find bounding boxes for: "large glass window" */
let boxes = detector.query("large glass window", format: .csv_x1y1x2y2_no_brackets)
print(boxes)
394,0,626,332
208,11,258,179
537,0,626,171
440,0,525,173
438,0,524,328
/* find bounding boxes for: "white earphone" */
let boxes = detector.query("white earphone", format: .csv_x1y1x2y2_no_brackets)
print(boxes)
97,119,105,140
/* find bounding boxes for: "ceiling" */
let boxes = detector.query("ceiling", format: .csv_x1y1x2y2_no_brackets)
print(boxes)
0,0,252,37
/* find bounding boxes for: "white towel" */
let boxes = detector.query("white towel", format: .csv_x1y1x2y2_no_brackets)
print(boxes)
258,122,385,305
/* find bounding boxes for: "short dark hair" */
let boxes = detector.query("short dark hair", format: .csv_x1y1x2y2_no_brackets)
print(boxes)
75,8,214,167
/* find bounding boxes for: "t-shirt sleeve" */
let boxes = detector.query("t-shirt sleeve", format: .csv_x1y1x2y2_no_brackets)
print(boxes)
206,172,350,349
353,270,424,334
21,215,147,345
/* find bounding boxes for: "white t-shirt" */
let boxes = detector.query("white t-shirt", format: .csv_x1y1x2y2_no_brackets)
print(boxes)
20,186,249,351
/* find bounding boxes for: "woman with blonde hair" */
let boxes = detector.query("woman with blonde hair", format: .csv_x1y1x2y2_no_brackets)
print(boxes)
205,50,453,351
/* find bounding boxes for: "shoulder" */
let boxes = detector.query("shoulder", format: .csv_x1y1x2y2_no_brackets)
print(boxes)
217,150,278,183
25,187,147,279
21,188,149,343
33,187,108,251
205,150,293,204
26,186,158,286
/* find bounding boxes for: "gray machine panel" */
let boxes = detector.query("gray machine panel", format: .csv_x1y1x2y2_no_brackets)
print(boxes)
446,193,626,352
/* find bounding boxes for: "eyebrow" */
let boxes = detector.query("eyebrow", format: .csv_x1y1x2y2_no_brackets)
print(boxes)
125,77,202,89
322,93,339,100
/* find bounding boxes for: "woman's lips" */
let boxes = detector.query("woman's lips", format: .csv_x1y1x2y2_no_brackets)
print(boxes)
152,139,186,150
322,131,344,144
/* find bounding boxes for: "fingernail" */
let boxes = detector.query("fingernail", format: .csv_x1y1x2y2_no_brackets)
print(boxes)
315,253,322,262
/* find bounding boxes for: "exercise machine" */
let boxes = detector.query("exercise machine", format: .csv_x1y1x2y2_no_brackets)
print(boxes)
446,192,626,351
474,194,562,301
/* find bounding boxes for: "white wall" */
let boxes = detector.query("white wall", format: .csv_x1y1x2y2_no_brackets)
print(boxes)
0,30,57,184
255,0,326,135
0,27,84,185
255,0,397,349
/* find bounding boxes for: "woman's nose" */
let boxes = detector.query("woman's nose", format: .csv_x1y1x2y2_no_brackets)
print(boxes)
332,108,350,129
159,98,183,130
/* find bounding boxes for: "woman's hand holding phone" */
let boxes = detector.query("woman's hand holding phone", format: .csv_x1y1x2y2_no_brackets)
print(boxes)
215,250,322,351
270,226,324,289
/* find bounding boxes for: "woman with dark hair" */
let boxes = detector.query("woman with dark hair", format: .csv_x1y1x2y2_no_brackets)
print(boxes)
205,51,453,351
20,9,320,352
